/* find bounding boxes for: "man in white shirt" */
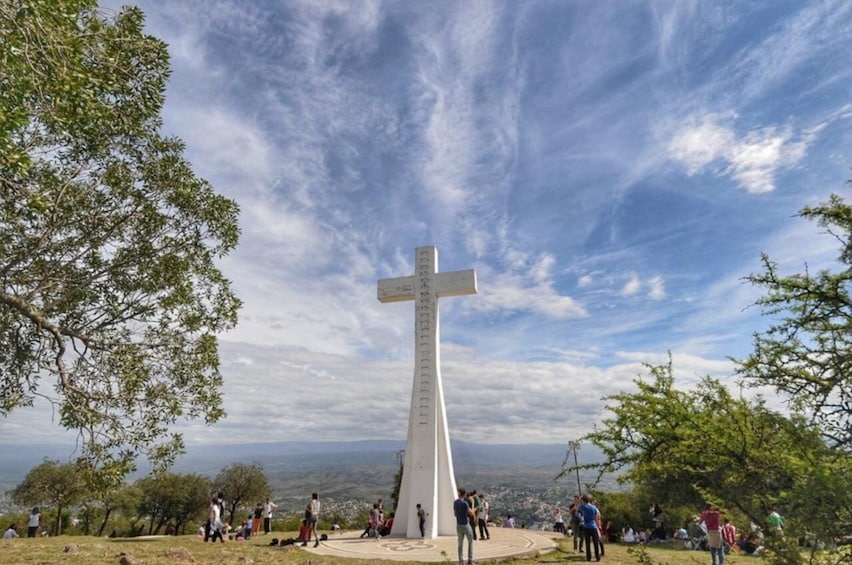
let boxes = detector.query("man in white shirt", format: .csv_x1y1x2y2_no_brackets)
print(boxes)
264,498,278,535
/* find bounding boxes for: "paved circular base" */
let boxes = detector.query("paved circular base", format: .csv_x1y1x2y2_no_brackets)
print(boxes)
302,528,560,562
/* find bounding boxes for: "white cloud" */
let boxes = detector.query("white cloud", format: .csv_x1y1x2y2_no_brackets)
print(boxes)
577,274,594,288
668,115,818,193
667,115,734,174
621,273,641,297
647,275,666,300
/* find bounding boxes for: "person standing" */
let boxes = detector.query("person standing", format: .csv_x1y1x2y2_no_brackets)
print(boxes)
263,498,278,535
701,503,725,565
568,495,583,553
453,488,474,565
302,492,320,547
27,508,40,538
578,494,601,562
554,507,565,535
477,494,490,540
721,517,737,551
466,490,478,540
252,502,263,536
416,503,428,538
767,506,784,537
651,503,665,540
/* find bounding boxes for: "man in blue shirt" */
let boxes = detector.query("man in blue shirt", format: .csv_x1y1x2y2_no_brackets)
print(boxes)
578,494,601,562
453,487,474,565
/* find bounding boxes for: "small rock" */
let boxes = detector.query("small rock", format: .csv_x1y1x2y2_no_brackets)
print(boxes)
63,544,79,554
118,552,139,565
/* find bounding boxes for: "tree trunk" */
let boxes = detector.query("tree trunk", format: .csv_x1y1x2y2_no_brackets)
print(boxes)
55,506,64,536
97,508,113,537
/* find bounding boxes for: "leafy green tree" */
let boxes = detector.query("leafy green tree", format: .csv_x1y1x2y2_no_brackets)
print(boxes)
738,193,852,449
560,359,835,525
212,462,271,526
11,459,86,535
136,472,210,535
0,1,241,474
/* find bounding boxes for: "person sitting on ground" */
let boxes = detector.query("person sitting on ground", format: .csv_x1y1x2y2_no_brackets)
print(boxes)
623,526,636,543
3,524,19,539
737,532,762,555
379,512,395,537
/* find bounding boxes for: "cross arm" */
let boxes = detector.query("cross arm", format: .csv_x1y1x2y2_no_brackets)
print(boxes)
378,276,415,303
436,269,477,298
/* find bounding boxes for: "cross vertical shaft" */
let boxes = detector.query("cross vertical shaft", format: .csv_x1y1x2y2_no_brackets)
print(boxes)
377,246,477,538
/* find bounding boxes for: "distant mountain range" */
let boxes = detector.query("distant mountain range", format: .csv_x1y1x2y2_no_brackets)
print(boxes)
0,439,604,482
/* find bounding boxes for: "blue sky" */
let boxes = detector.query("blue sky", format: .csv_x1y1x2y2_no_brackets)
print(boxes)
5,0,852,449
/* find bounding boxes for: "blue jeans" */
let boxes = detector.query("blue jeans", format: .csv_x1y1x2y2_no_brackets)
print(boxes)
456,523,473,565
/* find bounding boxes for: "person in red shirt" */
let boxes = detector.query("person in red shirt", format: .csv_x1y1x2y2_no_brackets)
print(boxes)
720,517,737,550
700,503,725,565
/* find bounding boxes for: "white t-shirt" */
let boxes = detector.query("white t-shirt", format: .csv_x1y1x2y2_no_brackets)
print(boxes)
28,513,39,528
4,528,19,539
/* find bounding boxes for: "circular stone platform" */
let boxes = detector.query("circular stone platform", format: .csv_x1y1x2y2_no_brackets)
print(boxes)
300,528,560,562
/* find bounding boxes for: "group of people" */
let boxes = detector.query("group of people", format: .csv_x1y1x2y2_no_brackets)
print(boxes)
3,508,41,539
359,498,395,539
202,492,285,544
451,487,494,565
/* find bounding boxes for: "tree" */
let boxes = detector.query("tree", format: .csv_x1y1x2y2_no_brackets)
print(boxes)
738,193,852,449
11,459,86,535
0,0,241,474
212,462,270,526
559,359,841,526
136,472,210,535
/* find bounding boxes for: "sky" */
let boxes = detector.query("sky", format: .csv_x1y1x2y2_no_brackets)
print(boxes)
4,0,852,453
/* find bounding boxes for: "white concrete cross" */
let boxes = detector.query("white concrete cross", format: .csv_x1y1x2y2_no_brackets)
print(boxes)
377,246,477,538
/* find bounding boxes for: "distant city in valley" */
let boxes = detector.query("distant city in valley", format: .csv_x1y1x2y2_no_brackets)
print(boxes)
0,440,612,528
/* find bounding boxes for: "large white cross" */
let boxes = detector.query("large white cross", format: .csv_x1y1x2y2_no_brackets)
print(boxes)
378,246,477,538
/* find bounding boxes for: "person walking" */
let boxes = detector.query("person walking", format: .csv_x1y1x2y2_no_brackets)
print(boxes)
701,503,725,565
206,497,225,543
578,494,601,562
263,498,278,535
453,488,475,565
302,492,320,547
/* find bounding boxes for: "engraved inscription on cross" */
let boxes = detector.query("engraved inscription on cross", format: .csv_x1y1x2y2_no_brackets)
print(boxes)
377,246,477,537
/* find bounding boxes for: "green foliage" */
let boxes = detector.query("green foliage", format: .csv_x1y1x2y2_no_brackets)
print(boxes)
0,0,241,475
135,472,210,535
11,458,86,535
561,357,851,533
738,193,852,449
212,462,271,526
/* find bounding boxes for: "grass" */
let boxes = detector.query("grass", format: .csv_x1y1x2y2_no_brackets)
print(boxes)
0,530,827,565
